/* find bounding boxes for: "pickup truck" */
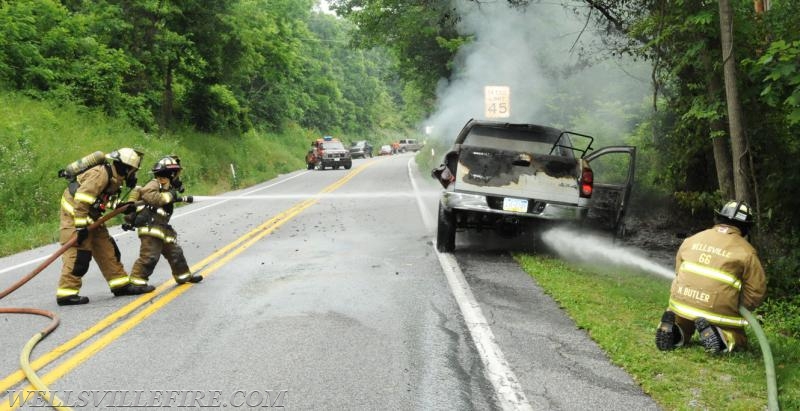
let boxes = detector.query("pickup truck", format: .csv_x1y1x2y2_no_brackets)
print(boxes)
306,136,352,170
431,119,635,252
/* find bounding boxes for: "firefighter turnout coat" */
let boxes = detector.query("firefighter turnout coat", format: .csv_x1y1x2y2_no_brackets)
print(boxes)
669,224,767,329
129,179,192,284
57,164,131,297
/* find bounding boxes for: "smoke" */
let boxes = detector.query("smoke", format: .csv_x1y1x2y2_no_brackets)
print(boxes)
424,1,651,146
541,226,674,280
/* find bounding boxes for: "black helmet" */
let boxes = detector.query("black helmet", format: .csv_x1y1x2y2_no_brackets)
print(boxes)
152,155,182,178
714,200,754,225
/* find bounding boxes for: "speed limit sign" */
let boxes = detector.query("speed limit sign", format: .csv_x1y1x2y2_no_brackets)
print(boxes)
484,86,510,118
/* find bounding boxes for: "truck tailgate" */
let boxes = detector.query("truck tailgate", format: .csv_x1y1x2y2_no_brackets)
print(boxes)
453,147,584,205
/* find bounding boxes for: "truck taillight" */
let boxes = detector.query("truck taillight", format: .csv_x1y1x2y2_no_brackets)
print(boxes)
579,167,593,198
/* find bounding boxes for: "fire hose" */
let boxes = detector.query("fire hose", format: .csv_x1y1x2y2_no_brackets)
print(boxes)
739,305,780,411
0,202,138,411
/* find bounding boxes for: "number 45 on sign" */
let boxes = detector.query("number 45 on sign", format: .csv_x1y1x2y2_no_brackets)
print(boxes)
484,86,510,118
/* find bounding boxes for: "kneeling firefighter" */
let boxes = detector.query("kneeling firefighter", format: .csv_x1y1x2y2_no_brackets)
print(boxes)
655,200,767,353
56,148,156,306
127,155,203,286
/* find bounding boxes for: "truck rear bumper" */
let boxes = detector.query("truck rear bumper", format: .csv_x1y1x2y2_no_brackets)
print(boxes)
441,191,587,220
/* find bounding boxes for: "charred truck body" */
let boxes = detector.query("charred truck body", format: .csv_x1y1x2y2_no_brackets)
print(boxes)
432,119,636,252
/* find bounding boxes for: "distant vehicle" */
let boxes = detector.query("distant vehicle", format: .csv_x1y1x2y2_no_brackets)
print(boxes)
378,145,393,156
305,136,352,170
398,138,424,152
349,140,373,158
431,119,636,252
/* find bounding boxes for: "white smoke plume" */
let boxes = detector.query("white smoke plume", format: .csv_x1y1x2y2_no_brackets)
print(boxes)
424,1,651,146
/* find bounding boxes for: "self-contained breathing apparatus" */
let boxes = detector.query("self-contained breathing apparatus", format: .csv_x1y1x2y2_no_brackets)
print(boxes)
59,149,144,217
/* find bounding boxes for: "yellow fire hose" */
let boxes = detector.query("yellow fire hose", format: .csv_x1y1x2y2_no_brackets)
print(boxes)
739,305,780,411
0,202,138,410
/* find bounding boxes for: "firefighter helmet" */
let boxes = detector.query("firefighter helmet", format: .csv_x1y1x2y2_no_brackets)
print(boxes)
715,200,754,225
107,148,144,171
152,155,182,178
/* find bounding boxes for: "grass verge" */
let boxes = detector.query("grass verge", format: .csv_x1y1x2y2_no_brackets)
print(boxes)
514,253,799,410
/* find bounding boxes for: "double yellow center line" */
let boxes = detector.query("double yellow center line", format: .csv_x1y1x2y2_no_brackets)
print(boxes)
0,161,377,410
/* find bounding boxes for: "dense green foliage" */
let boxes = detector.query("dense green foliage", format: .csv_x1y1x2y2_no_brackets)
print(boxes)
516,254,799,410
0,0,413,134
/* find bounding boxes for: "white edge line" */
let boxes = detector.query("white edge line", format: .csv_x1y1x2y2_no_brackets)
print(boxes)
406,158,434,231
435,250,534,411
0,171,310,275
407,157,533,411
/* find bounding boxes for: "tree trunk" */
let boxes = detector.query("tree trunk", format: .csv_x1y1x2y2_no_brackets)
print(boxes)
701,46,734,199
161,62,174,130
718,0,755,208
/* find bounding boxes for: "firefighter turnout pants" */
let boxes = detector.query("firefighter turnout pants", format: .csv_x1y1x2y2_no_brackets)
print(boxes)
57,226,131,298
129,226,191,285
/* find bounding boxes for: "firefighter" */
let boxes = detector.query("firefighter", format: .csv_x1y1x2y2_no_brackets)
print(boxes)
655,200,767,353
128,155,203,287
56,148,156,306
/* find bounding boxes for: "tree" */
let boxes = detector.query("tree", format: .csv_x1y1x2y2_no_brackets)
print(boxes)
718,0,755,209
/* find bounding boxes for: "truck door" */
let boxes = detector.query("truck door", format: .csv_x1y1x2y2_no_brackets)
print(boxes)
584,146,636,236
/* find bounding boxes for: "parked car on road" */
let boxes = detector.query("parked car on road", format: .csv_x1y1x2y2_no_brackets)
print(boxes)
398,138,424,152
431,119,636,252
378,145,393,156
349,140,373,158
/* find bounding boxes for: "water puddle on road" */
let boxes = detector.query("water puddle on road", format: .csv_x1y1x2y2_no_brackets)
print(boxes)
540,226,674,279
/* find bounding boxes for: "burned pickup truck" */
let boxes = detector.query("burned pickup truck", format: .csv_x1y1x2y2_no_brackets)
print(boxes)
432,119,635,252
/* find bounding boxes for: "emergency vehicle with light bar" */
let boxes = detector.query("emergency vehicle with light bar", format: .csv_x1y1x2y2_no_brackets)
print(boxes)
306,136,352,170
432,119,636,252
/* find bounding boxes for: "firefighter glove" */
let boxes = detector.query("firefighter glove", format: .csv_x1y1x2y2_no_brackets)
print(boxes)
169,190,181,203
173,178,185,193
118,202,137,214
76,228,89,245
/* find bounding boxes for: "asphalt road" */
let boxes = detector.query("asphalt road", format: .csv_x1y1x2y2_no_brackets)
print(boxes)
0,153,658,410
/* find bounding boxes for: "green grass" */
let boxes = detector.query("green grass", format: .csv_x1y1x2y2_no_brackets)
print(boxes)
0,92,314,256
514,254,800,410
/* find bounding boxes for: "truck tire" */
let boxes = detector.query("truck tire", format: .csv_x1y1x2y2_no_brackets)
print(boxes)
437,202,456,252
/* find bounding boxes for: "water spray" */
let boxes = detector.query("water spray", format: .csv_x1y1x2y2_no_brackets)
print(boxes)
541,226,674,279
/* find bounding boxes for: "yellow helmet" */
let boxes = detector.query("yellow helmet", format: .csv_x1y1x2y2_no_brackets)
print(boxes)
107,148,144,171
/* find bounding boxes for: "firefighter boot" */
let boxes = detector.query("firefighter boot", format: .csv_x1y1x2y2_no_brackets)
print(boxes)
695,317,726,354
655,311,682,351
57,295,90,306
175,273,203,285
112,283,155,296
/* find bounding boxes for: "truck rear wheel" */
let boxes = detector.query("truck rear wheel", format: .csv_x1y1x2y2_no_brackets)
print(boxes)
437,202,456,252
